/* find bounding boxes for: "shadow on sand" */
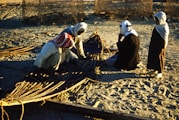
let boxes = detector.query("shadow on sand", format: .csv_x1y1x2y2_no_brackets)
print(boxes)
0,60,34,97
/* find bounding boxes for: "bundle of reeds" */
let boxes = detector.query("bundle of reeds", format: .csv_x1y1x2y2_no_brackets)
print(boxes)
0,78,93,120
0,80,65,120
0,46,35,58
0,81,65,107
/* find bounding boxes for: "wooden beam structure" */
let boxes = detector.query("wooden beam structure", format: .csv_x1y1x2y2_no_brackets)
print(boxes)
45,100,152,120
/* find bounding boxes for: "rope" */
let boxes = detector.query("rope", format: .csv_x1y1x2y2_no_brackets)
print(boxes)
1,105,10,120
18,100,24,120
0,100,25,120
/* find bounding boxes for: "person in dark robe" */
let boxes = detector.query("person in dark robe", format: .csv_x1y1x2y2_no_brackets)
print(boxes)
105,20,140,70
147,11,169,78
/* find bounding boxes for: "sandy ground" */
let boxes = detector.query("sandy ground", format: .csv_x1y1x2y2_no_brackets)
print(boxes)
0,14,179,120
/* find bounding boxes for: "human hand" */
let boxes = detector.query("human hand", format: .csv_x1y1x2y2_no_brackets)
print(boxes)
79,55,86,59
118,33,123,39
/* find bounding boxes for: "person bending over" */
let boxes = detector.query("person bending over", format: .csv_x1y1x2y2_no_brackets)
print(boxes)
33,22,87,72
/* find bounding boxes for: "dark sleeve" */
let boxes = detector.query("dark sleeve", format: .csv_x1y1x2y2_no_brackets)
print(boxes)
116,34,123,50
130,35,140,61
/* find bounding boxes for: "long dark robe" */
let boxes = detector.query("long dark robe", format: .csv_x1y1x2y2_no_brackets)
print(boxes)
147,28,165,73
114,34,140,70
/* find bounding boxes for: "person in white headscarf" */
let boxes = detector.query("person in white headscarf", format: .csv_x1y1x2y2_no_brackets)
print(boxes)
147,11,169,78
105,20,140,70
33,22,87,72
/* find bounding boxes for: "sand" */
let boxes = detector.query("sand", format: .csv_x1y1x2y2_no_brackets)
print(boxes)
0,14,179,120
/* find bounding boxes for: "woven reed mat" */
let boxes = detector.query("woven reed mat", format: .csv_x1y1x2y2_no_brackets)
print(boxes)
0,32,105,120
0,59,96,106
0,32,104,106
0,59,98,120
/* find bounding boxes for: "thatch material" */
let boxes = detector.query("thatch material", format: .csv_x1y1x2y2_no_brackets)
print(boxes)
0,81,64,120
83,31,104,60
0,32,105,119
0,81,65,107
0,59,97,106
0,78,92,120
0,46,35,57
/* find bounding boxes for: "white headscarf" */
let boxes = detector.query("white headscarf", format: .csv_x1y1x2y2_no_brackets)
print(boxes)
120,20,138,37
154,11,169,48
70,22,87,36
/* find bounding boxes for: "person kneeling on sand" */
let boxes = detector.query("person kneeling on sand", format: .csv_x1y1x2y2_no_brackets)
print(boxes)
105,20,140,70
147,11,169,78
33,22,87,72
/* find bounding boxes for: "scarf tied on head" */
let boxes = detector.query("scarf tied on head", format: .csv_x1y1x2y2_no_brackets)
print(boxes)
154,11,169,48
70,22,88,36
120,20,138,37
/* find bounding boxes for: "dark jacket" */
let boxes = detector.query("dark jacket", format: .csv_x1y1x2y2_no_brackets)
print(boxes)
114,34,140,70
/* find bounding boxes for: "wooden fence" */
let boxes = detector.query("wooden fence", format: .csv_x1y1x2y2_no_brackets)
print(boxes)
94,0,153,17
165,0,179,18
21,0,154,24
0,0,178,23
21,0,94,24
